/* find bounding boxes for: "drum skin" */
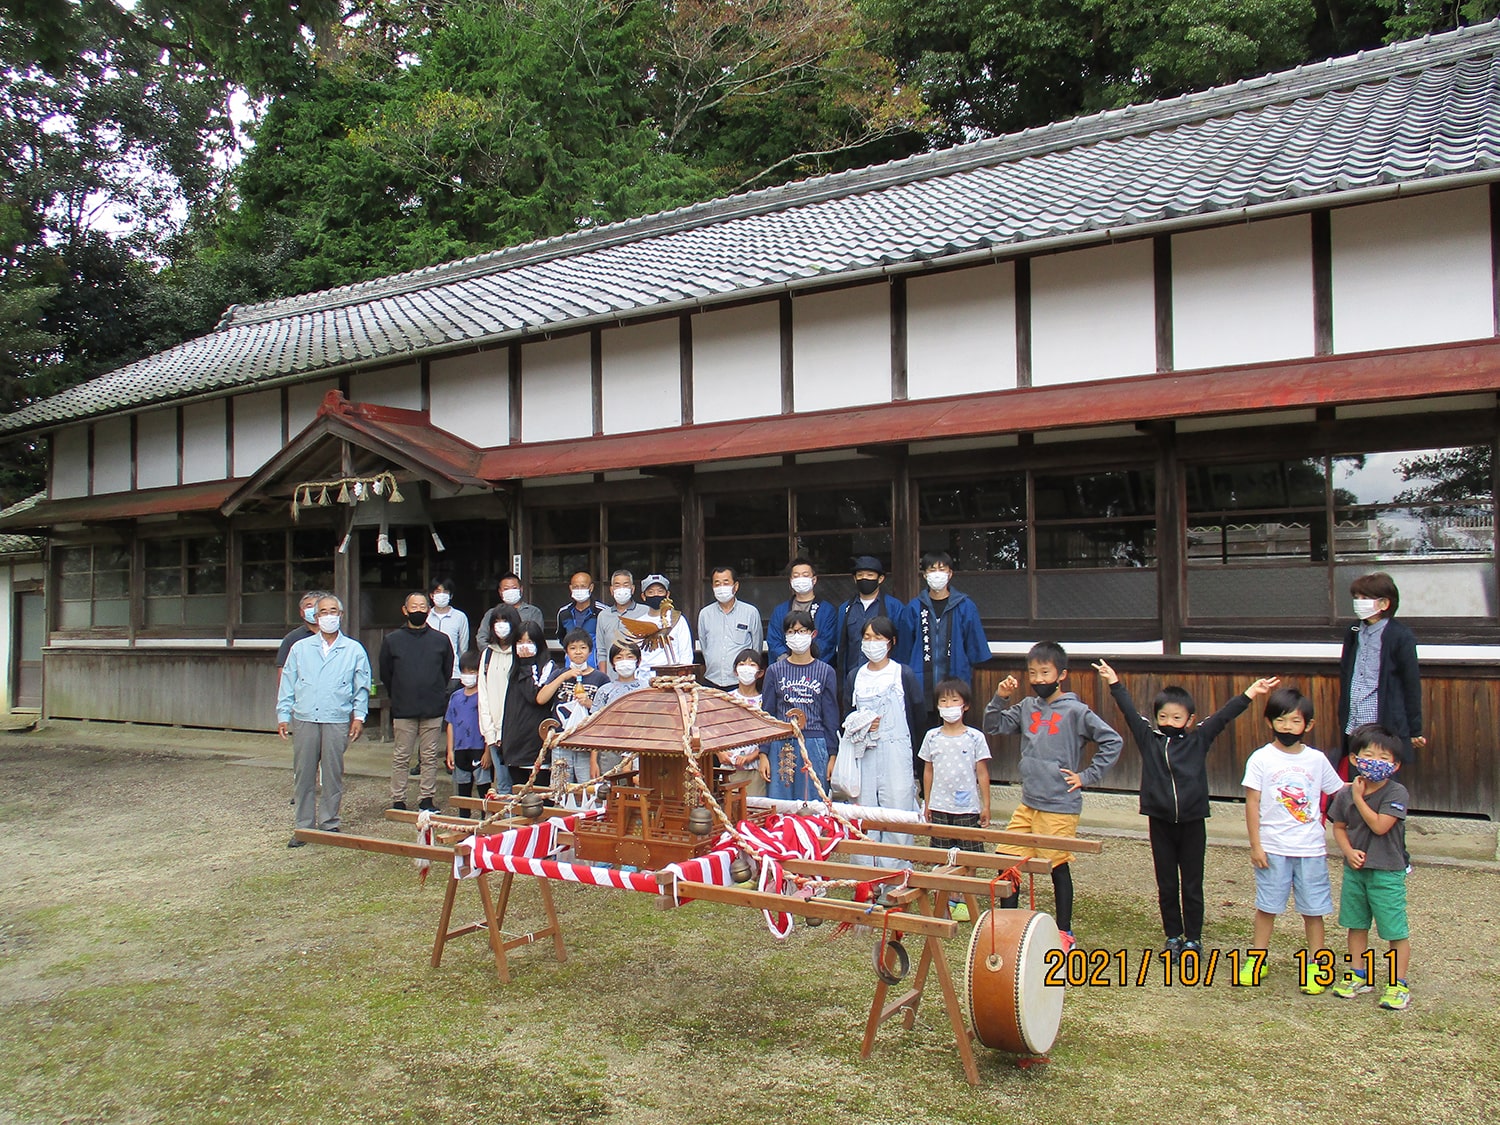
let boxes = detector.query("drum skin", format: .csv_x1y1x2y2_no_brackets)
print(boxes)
965,909,1065,1055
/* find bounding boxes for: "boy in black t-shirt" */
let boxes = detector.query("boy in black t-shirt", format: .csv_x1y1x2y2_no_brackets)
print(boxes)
1329,725,1413,1010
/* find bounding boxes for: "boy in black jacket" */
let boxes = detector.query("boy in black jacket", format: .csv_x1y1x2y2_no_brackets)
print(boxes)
1095,660,1279,960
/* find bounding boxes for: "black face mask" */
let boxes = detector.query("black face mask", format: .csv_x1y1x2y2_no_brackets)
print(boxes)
854,577,880,596
406,610,428,627
1272,730,1302,748
1033,681,1061,700
643,593,666,610
1157,723,1187,738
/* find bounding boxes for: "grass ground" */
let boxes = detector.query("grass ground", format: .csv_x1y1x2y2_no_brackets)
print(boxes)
1,744,1496,1124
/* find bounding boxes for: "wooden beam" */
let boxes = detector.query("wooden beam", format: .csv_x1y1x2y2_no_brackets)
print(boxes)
829,838,1054,871
779,859,1019,898
847,817,1103,853
293,828,456,862
662,878,959,938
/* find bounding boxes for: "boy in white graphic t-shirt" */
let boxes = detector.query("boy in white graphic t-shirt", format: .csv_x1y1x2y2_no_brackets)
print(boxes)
1241,685,1345,992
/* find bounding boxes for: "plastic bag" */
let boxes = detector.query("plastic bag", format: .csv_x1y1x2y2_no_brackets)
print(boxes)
830,743,861,802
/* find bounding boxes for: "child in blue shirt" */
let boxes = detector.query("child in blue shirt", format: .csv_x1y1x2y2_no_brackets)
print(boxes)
761,610,840,802
445,651,488,815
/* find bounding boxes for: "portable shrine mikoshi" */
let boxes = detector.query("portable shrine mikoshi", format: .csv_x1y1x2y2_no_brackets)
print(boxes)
293,676,1102,1084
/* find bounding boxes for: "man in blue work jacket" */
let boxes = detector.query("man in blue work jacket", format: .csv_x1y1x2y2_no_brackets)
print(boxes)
278,593,372,848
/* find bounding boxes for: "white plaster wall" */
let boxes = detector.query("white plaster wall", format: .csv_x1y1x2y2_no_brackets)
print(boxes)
906,263,1017,399
181,400,227,484
288,378,337,437
349,362,422,409
522,334,593,443
1332,186,1493,353
602,318,681,434
135,408,178,489
51,426,89,499
692,301,782,423
792,284,891,412
1031,240,1157,386
91,416,132,494
232,388,283,478
430,350,509,447
1172,216,1314,370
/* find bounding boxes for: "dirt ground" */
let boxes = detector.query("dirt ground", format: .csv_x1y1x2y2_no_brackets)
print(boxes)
1,741,1497,1125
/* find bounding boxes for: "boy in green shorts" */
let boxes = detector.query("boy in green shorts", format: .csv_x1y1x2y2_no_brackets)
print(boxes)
1328,724,1412,1010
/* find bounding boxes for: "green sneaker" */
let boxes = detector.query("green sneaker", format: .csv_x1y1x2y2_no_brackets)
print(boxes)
949,900,970,922
1300,976,1327,996
1379,983,1411,1010
1331,972,1373,999
1237,957,1263,987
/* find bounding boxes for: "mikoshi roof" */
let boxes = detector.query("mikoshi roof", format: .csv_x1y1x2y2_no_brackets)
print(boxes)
555,682,797,757
8,22,1500,437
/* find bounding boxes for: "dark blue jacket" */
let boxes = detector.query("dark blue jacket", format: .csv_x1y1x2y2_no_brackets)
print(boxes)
833,592,909,690
1338,617,1422,761
899,590,990,709
767,597,838,662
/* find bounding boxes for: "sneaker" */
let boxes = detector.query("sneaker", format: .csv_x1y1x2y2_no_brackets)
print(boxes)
1379,983,1411,1010
287,837,306,849
417,799,440,813
1059,930,1076,953
389,801,408,811
1165,936,1185,962
1300,977,1327,996
1331,972,1373,999
949,901,970,922
1180,939,1202,961
1238,957,1262,987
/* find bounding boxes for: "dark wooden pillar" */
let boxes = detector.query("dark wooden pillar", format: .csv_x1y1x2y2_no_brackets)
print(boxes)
1151,422,1183,655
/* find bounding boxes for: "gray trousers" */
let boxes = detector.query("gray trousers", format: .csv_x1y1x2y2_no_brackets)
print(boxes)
391,716,444,804
293,718,349,831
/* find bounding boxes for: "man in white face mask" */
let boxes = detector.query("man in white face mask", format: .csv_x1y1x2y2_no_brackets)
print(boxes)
696,565,763,690
555,570,606,651
899,551,992,776
477,571,544,648
594,568,650,677
767,557,836,662
426,578,469,685
276,594,371,848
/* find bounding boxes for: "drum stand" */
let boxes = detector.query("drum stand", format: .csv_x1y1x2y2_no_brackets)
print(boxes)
859,886,982,1085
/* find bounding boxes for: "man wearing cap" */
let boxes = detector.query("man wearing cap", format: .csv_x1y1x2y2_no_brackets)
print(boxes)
833,556,908,707
635,573,694,675
697,565,764,690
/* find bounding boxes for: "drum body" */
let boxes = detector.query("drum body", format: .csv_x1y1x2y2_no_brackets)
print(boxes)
965,909,1065,1055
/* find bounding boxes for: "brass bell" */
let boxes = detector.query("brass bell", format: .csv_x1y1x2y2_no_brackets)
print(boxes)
729,852,754,884
518,792,546,821
687,805,715,836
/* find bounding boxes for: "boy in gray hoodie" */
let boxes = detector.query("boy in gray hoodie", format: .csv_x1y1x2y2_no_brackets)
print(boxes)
983,641,1123,950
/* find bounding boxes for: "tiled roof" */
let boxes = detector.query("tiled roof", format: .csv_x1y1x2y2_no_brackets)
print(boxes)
7,22,1500,436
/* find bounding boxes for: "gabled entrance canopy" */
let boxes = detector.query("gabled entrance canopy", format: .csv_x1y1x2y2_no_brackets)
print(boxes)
220,391,490,517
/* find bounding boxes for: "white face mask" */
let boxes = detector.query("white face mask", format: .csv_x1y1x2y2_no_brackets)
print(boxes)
501,588,522,605
938,704,964,724
786,633,813,654
1353,597,1380,621
516,643,537,658
735,663,759,686
713,585,735,604
570,587,592,603
317,613,341,634
925,570,951,591
570,658,590,672
612,586,633,605
615,659,638,678
861,639,889,662
459,673,478,688
432,592,451,609
493,621,512,641
789,575,814,595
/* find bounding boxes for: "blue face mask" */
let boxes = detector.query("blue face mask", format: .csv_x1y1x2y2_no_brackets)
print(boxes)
1353,756,1398,782
303,604,318,624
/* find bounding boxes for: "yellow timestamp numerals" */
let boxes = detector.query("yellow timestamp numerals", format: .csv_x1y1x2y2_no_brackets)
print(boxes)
1041,947,1271,987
